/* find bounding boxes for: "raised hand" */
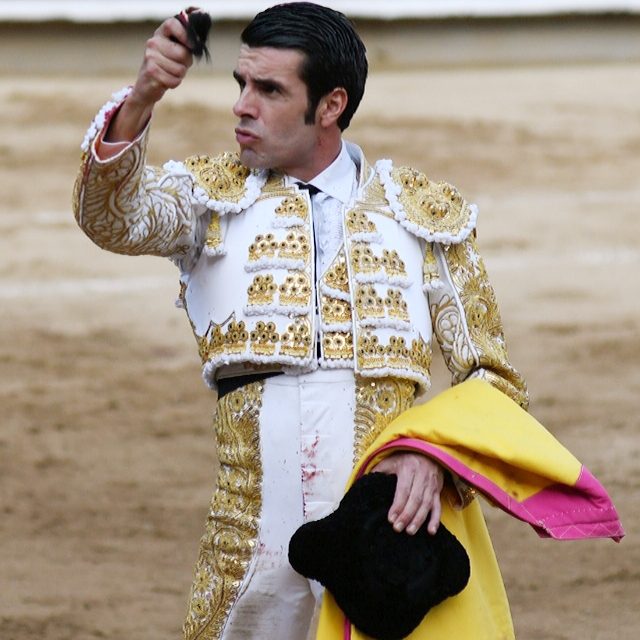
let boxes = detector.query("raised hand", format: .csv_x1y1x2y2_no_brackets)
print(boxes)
104,13,197,143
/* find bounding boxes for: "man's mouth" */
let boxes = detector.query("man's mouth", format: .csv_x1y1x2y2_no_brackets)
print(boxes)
235,128,258,145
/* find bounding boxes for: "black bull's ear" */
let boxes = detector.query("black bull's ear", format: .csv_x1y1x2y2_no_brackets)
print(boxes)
175,9,212,62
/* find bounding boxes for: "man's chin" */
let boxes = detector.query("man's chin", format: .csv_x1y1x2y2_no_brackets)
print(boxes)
238,147,269,170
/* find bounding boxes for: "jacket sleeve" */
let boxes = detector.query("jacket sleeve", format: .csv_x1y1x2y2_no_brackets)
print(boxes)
428,234,529,409
72,94,203,259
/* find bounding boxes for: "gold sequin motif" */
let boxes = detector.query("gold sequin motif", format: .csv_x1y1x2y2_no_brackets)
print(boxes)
250,321,279,356
247,274,277,306
275,195,309,221
248,234,278,262
382,249,408,280
279,272,312,307
346,209,378,236
322,249,350,295
385,289,409,321
355,285,385,319
322,332,354,360
321,296,352,325
350,244,380,275
280,318,312,358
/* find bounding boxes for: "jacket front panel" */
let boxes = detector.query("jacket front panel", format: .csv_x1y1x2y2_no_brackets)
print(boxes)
183,172,434,391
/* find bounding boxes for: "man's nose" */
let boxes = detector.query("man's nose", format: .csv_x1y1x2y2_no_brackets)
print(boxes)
233,88,257,119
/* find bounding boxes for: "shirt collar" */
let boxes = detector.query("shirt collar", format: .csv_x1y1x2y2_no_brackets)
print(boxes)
285,141,357,205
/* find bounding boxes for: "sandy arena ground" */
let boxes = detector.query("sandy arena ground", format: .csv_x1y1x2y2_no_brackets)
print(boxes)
1,54,638,639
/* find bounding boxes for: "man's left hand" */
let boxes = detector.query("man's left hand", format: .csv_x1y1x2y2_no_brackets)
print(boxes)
372,452,444,536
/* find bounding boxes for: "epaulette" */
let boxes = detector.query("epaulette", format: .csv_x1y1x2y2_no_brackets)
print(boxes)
185,152,268,215
376,160,478,245
185,152,251,203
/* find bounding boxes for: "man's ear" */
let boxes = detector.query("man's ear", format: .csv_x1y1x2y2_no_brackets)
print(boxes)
317,88,348,128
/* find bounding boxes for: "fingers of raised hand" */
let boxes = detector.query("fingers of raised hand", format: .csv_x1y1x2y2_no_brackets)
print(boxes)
375,453,444,536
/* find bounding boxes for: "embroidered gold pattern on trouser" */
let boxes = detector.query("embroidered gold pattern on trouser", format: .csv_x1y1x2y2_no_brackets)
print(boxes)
354,376,416,464
183,382,264,640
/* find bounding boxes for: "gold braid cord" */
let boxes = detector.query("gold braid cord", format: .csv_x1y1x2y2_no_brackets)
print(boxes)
430,237,529,409
183,383,264,640
354,377,416,465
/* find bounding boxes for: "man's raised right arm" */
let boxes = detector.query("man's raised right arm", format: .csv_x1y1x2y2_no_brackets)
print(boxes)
73,16,203,258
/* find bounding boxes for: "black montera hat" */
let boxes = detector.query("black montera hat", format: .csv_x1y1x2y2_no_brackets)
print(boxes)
288,472,470,640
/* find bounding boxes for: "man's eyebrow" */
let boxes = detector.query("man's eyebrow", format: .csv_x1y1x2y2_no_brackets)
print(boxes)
232,70,287,94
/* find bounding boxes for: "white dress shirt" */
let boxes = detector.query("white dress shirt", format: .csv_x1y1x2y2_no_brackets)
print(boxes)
284,141,357,278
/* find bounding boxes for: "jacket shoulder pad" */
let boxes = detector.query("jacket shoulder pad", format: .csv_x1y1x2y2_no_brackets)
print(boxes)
377,160,478,244
185,152,251,204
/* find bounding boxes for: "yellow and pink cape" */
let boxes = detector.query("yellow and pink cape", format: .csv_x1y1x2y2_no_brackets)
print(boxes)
316,379,624,640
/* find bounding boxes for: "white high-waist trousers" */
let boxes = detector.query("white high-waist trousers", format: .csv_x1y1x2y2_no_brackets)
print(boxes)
223,369,356,639
183,369,417,640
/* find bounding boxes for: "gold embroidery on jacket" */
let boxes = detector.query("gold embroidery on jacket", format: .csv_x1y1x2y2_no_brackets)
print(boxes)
275,195,309,222
183,382,263,640
355,285,385,319
392,166,472,237
385,289,409,321
430,237,528,407
247,274,277,306
281,318,312,358
248,234,278,262
76,143,196,257
382,249,408,280
346,209,378,236
323,249,350,295
186,152,250,203
356,332,432,380
322,332,354,360
321,297,352,325
354,377,415,464
205,214,223,253
350,244,381,275
279,272,312,307
279,231,311,262
250,322,279,356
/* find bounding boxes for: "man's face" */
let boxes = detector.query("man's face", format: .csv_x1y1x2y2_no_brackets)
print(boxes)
232,45,320,178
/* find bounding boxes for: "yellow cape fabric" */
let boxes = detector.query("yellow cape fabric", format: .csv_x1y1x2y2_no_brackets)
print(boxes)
315,379,582,640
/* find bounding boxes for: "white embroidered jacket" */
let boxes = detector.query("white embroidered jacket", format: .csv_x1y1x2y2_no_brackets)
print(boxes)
73,90,527,407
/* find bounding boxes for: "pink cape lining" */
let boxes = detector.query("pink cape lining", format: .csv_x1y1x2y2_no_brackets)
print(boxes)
359,438,624,542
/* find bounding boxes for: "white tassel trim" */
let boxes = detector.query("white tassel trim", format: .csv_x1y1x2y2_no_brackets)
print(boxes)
319,283,351,302
204,244,227,257
245,258,306,272
244,304,309,317
192,169,268,216
350,231,383,244
319,357,355,369
359,317,412,332
272,216,307,229
320,321,353,333
354,272,412,288
375,159,478,245
81,86,133,153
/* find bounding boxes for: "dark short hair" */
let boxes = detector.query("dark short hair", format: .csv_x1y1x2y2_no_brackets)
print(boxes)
241,2,368,130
